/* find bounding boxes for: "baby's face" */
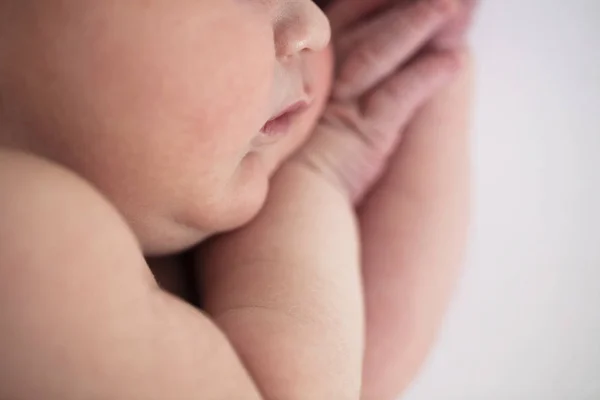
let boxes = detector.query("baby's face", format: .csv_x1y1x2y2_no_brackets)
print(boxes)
0,0,331,254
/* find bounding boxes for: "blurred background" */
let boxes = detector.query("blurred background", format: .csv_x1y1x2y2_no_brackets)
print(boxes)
405,1,600,399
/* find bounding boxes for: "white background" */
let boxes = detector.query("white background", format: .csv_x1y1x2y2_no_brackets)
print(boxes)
405,1,600,399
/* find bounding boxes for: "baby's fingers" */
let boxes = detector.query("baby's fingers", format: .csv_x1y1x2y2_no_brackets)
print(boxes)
298,51,459,203
335,0,456,100
326,0,389,32
363,50,460,147
432,0,479,49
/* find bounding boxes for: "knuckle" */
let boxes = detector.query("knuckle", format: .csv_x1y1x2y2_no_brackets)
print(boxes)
341,30,390,81
408,0,457,29
370,76,414,117
343,43,379,80
378,78,406,103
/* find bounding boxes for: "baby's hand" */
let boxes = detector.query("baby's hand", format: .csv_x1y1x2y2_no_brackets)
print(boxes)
198,2,466,399
432,0,479,50
296,0,461,203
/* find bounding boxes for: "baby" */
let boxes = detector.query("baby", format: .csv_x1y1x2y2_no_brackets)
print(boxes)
0,0,474,399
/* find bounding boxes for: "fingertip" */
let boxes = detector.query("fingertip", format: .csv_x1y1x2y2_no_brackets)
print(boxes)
430,0,461,18
432,0,480,50
445,48,473,74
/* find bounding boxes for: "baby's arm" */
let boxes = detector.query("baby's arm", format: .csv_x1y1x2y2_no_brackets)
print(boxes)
0,149,262,399
199,1,461,398
360,50,474,399
200,162,363,399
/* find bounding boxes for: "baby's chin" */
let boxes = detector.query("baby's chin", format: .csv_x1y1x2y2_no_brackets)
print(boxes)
138,47,334,256
136,152,270,257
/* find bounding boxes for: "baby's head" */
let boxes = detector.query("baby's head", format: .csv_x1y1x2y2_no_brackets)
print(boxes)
0,0,332,254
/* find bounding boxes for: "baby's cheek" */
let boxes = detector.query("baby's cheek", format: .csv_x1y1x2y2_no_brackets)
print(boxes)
261,46,334,175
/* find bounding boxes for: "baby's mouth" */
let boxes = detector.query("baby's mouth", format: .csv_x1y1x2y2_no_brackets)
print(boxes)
260,100,309,137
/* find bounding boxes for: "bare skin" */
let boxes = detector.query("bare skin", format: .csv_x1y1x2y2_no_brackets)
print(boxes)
0,150,265,399
0,70,472,400
199,2,476,399
321,1,477,398
359,52,473,399
0,0,475,399
199,2,474,399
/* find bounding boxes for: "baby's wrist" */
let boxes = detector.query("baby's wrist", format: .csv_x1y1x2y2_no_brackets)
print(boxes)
281,155,355,207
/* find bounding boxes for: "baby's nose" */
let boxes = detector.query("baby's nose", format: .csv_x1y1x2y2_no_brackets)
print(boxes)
274,0,331,59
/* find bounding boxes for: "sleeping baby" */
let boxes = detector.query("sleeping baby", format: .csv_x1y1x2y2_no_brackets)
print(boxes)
0,0,475,398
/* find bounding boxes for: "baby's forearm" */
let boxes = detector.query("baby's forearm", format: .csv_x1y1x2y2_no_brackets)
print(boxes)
200,162,364,399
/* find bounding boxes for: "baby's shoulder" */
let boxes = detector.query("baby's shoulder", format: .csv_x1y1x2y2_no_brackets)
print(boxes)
0,148,139,267
0,148,108,217
1,147,79,189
